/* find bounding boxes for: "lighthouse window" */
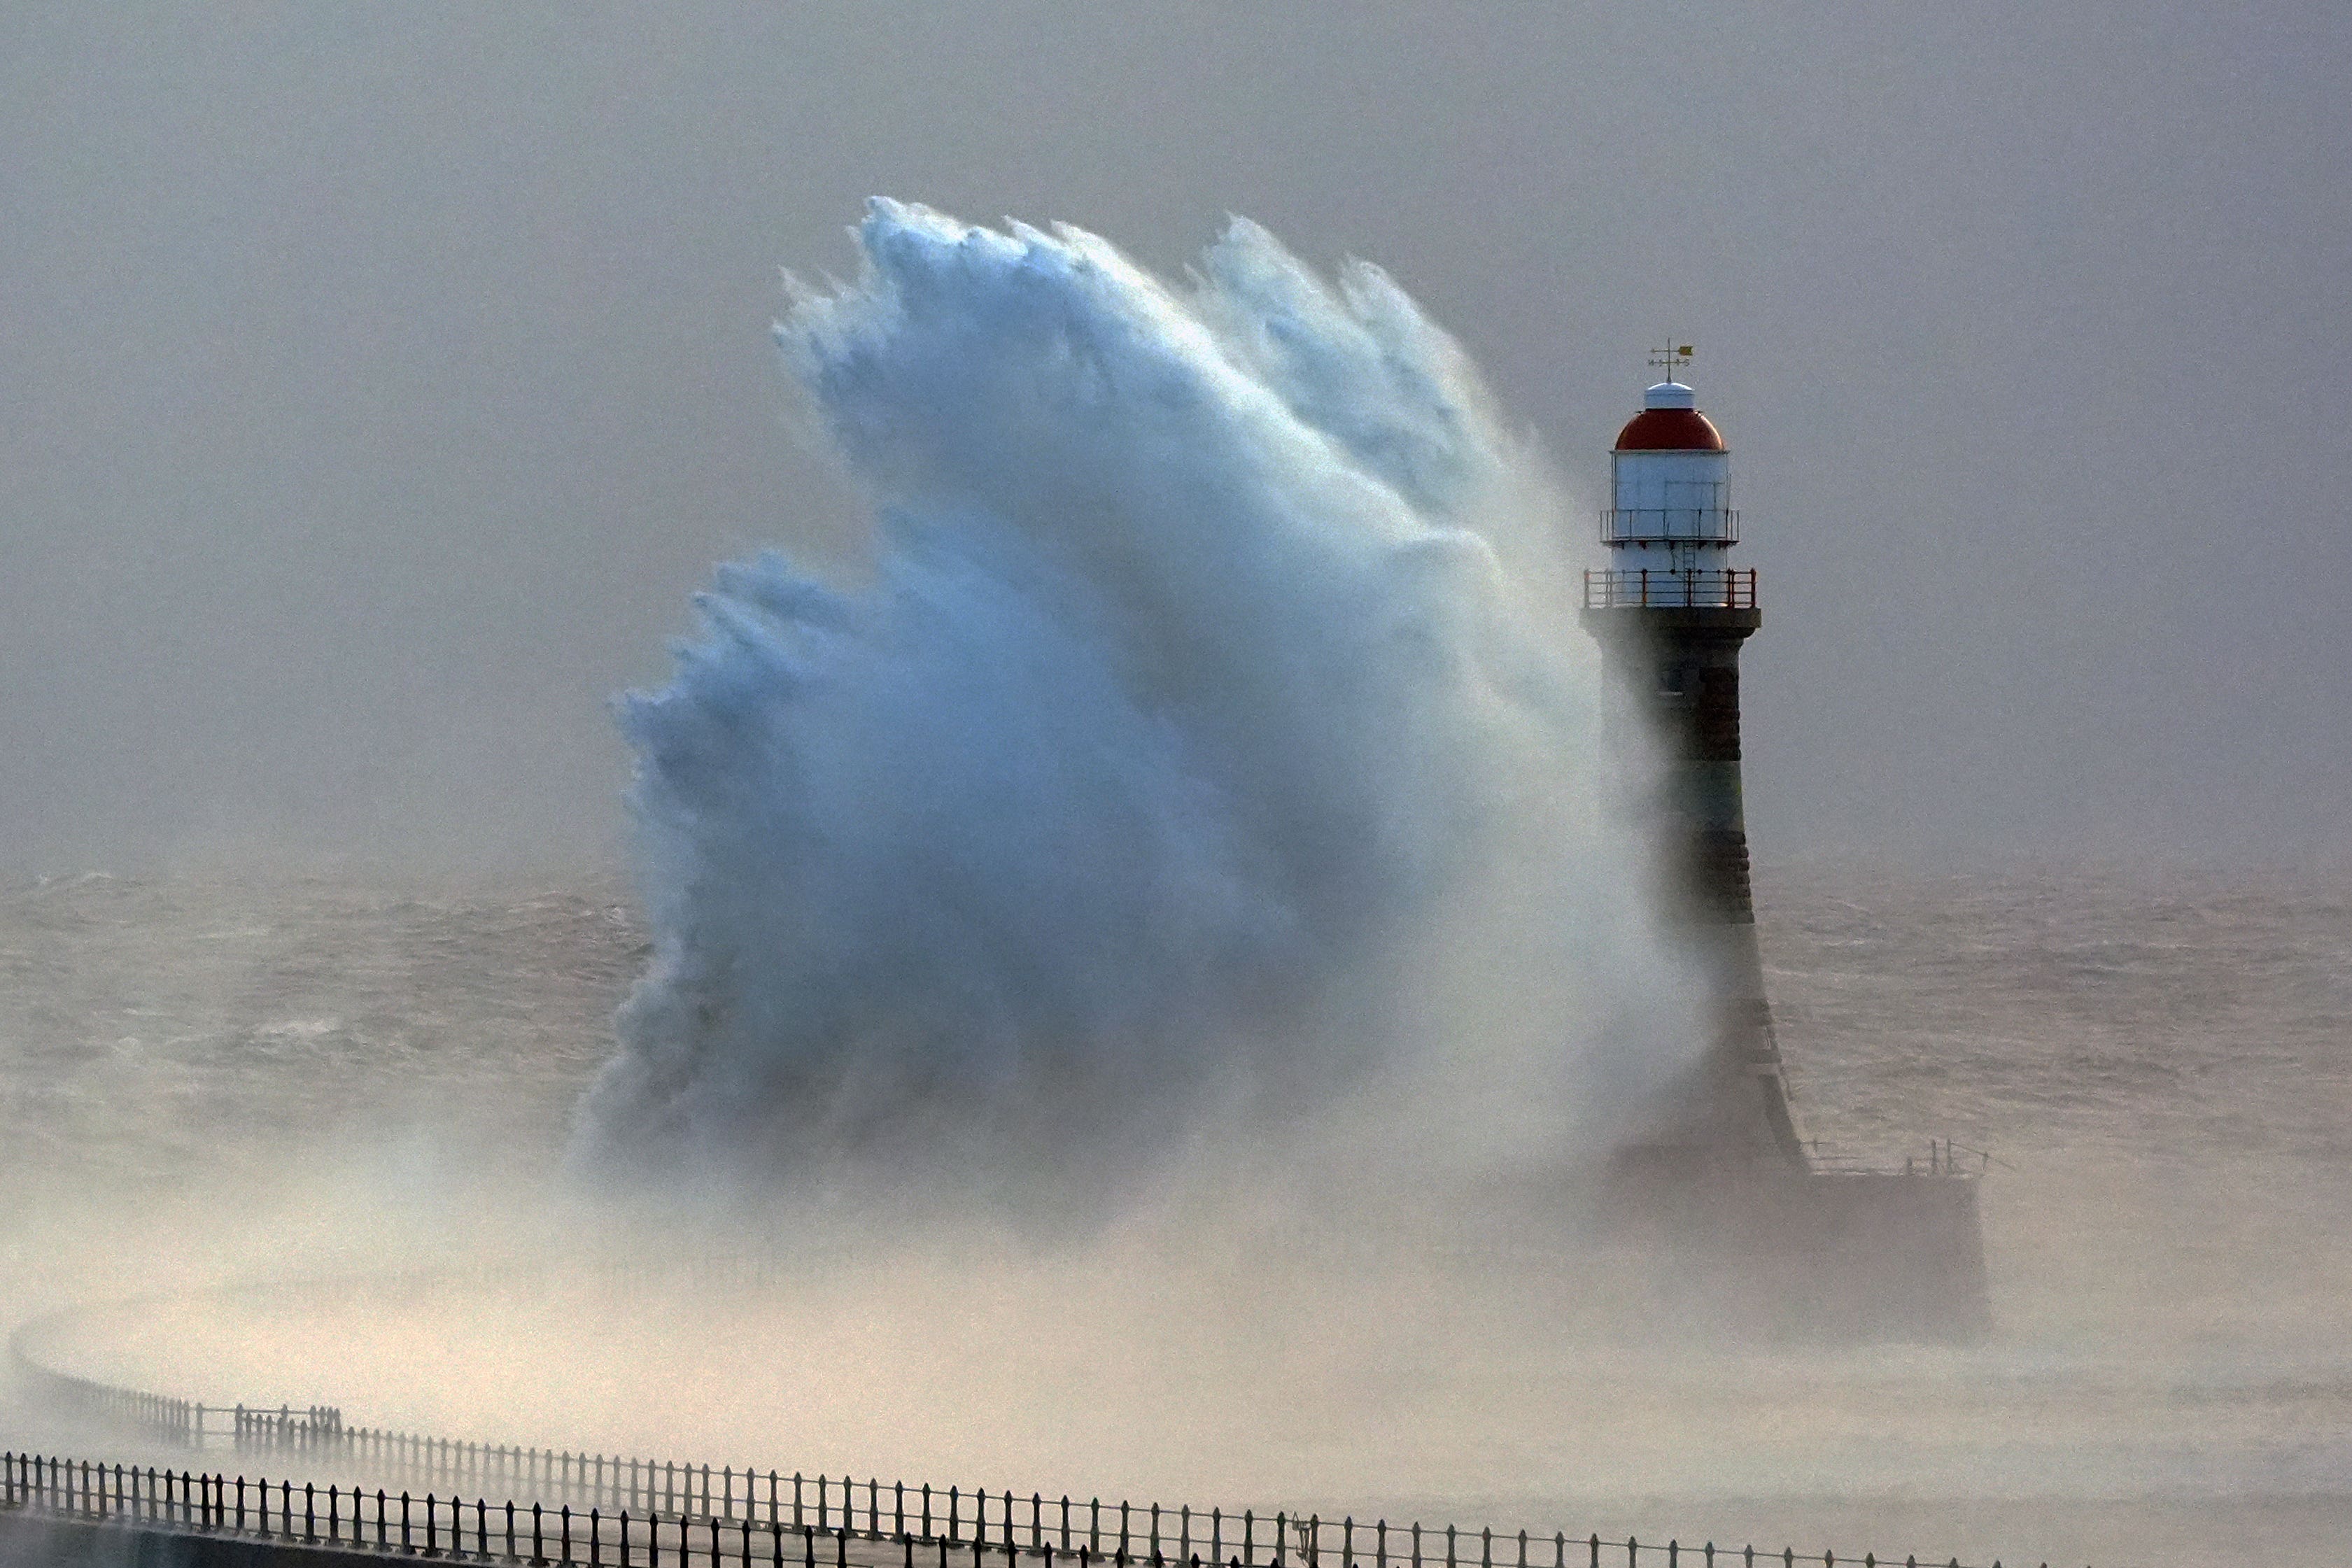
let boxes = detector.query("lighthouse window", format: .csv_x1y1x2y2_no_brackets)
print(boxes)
1659,664,1690,695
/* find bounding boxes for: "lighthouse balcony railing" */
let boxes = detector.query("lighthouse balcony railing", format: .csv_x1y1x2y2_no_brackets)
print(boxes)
1582,567,1757,610
1598,507,1739,544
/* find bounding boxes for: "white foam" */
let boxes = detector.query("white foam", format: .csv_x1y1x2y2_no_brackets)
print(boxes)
571,202,1700,1210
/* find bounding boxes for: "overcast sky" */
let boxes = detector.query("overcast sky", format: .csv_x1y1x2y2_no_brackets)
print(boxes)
3,3,2346,873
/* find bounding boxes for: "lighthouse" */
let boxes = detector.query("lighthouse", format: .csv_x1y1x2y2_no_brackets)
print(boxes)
1579,348,1991,1341
1582,348,1807,1167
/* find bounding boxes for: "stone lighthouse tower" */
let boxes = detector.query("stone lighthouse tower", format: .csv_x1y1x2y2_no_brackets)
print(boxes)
1582,348,1808,1168
1577,349,1990,1343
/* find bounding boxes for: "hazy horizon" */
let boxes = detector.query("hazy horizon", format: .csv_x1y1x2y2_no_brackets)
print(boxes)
5,3,2347,875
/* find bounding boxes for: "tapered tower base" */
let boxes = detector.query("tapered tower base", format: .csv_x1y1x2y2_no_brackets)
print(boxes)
1582,599,1806,1164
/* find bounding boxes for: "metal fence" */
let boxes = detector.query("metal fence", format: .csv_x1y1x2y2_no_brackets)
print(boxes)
1580,570,1757,611
0,1451,2054,1568
8,1274,2034,1568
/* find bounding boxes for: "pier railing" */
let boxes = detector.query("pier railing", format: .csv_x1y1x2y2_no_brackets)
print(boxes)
8,1254,2022,1568
0,1449,2045,1568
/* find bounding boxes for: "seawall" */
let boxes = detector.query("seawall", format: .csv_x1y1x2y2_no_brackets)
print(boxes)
0,1512,385,1568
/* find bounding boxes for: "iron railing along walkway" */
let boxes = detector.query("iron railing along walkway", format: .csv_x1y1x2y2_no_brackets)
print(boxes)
0,1450,2037,1568
8,1253,2024,1568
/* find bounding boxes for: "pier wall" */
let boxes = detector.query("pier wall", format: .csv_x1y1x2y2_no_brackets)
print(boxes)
0,1513,382,1568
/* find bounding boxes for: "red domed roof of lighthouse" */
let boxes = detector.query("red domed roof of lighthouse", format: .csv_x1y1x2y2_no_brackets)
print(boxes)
1614,381,1726,451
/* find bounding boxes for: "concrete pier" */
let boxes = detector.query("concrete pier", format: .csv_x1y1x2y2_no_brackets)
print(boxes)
0,1513,382,1568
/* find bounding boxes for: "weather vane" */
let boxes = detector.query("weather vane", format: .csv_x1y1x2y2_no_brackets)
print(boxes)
1647,340,1694,381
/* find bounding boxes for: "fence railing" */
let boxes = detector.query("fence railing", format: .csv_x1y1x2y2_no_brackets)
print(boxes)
8,1262,2028,1568
0,1450,2049,1568
1582,570,1756,612
1793,1138,1987,1179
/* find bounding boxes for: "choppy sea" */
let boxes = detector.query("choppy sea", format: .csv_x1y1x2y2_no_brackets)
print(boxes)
1,862,2346,1567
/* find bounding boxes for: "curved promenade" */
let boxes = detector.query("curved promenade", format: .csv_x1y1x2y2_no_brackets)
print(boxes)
8,1287,2038,1568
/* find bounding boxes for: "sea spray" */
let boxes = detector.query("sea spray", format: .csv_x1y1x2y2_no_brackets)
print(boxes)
572,201,1703,1209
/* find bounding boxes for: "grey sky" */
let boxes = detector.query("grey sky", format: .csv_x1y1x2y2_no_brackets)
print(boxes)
3,3,2345,871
